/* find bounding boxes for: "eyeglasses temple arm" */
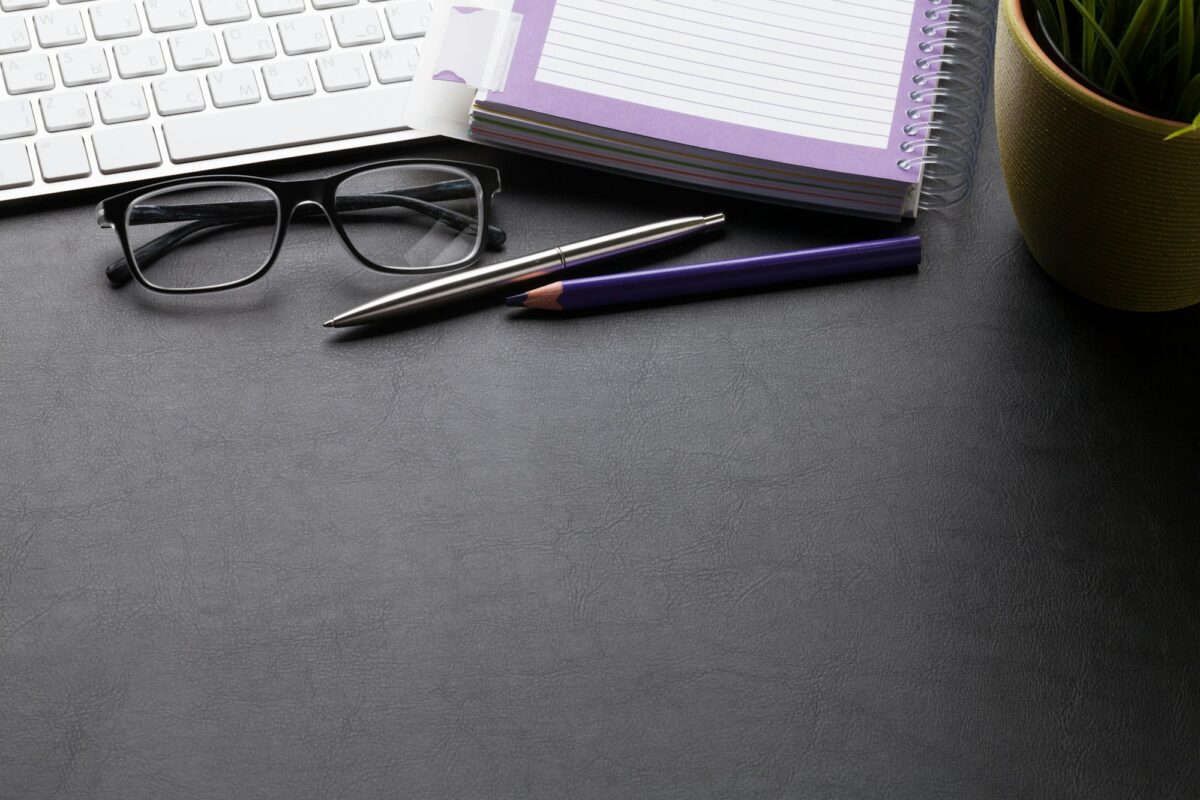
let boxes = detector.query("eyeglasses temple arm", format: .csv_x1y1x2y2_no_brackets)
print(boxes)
332,192,505,247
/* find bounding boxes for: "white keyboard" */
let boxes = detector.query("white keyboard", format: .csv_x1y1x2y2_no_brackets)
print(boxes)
0,0,433,202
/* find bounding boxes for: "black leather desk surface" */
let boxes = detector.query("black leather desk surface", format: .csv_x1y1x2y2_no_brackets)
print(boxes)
2,123,1199,799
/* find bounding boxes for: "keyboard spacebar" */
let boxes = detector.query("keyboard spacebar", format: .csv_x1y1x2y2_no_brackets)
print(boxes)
162,87,412,164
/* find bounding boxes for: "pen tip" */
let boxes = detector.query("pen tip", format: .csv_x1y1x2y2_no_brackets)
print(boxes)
504,293,528,308
322,319,337,328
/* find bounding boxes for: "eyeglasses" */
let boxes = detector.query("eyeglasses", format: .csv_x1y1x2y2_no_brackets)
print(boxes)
97,159,505,294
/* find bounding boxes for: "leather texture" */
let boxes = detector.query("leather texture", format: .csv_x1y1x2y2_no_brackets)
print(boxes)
2,123,1199,799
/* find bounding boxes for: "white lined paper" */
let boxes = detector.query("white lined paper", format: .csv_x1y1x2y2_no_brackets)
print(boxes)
533,0,916,149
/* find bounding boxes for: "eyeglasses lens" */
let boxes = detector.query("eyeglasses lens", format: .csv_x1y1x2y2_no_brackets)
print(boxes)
333,165,483,271
125,181,281,291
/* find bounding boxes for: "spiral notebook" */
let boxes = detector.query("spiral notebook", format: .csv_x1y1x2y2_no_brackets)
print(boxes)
407,0,996,220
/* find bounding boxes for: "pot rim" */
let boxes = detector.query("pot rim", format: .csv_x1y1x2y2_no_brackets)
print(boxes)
1005,0,1186,133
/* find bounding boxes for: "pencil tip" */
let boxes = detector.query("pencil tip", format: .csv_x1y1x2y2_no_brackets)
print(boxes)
504,293,527,308
322,319,337,328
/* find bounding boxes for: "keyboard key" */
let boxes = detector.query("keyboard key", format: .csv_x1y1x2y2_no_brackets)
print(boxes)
331,8,382,47
113,39,166,77
167,30,221,69
315,52,367,92
162,83,409,162
261,60,312,98
2,55,55,94
384,1,427,39
33,9,87,47
89,1,141,39
35,135,89,180
0,99,36,139
0,0,47,11
95,82,148,122
58,47,110,85
58,48,109,89
143,0,196,32
254,0,300,15
223,23,274,62
151,74,204,114
277,17,328,54
39,90,92,130
198,0,249,24
0,142,33,187
369,41,416,84
311,0,354,9
206,66,258,107
92,124,160,172
0,18,31,54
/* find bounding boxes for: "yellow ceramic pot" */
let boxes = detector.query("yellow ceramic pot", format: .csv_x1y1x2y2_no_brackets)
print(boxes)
995,0,1200,311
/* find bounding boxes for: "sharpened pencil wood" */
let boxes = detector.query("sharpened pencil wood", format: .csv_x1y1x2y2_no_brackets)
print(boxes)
520,283,564,310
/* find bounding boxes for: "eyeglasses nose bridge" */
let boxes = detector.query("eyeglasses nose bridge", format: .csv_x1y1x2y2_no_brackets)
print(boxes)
283,197,335,227
283,197,367,266
291,196,327,215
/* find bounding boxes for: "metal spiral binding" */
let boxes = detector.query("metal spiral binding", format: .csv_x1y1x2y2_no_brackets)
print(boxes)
898,0,998,210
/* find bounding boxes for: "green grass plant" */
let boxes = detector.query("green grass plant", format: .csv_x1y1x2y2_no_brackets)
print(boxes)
1029,0,1200,136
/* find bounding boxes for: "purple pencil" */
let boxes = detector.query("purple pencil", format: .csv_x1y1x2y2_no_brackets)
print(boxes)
505,235,921,312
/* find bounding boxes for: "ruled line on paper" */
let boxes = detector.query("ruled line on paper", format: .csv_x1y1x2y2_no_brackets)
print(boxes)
757,0,913,25
647,0,911,32
542,41,897,108
540,51,895,123
555,3,906,68
548,20,904,92
585,0,910,60
533,0,917,150
547,30,900,100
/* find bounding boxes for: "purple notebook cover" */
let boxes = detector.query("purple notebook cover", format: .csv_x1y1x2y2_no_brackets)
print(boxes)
482,0,929,184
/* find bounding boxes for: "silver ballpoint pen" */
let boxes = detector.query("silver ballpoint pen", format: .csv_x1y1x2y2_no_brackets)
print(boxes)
323,213,726,328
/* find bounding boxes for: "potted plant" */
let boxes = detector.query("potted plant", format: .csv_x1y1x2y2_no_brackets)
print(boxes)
995,0,1200,311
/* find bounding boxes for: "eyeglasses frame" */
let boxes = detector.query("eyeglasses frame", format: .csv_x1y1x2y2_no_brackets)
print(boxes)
96,158,503,295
